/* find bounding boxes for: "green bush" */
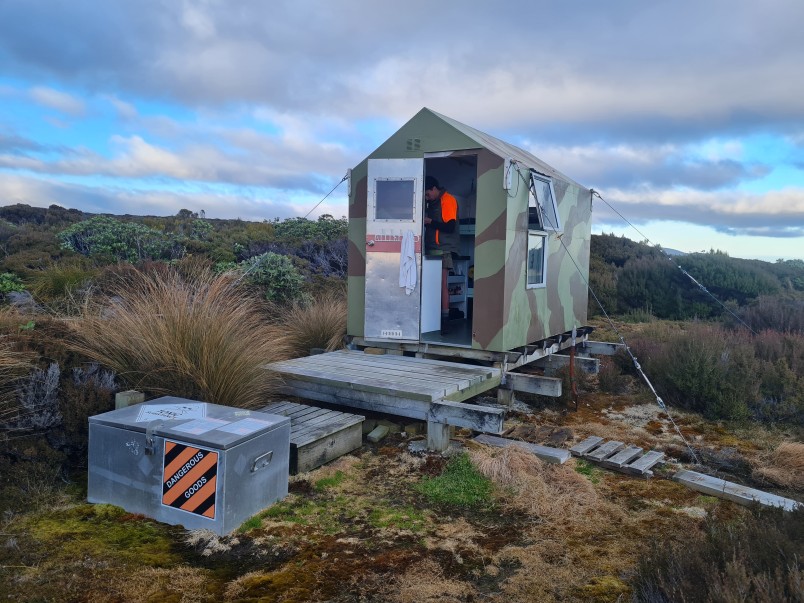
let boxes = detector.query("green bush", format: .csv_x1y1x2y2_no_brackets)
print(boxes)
241,252,307,305
58,216,184,263
0,272,25,296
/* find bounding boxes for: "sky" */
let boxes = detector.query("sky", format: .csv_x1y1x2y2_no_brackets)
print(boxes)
1,1,803,261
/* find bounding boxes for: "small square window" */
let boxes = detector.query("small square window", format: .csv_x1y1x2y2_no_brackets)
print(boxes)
527,231,547,288
529,174,561,232
375,179,415,220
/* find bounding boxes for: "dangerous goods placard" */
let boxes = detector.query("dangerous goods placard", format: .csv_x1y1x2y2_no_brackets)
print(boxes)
162,440,218,519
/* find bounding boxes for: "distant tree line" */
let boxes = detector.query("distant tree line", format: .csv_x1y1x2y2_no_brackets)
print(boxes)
589,233,804,332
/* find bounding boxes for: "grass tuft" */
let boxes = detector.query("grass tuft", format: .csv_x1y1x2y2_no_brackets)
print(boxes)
753,441,804,491
415,453,494,508
69,266,288,408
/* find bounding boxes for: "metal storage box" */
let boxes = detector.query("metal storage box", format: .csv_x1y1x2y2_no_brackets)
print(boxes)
88,396,290,535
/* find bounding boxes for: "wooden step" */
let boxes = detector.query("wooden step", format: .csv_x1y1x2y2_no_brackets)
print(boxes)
261,401,364,474
623,451,665,476
571,437,665,477
570,436,603,456
600,446,644,469
585,440,624,462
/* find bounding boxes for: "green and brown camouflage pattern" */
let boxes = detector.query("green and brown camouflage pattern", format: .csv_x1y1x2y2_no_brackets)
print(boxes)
347,108,592,353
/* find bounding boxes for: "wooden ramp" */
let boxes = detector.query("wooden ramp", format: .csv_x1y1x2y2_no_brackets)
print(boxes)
266,350,505,443
260,401,364,475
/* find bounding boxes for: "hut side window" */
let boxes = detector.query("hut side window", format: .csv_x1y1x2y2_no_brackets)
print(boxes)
528,174,561,232
527,231,547,288
374,179,415,220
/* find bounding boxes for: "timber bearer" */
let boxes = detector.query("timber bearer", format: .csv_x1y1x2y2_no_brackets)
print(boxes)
423,175,459,335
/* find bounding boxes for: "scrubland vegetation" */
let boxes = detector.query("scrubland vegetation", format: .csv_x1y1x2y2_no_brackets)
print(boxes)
0,203,802,601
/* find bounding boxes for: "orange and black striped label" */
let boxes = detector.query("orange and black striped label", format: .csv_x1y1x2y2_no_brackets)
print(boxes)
162,440,218,519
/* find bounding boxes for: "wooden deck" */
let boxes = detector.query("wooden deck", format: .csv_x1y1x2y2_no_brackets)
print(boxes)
266,350,505,439
260,401,364,474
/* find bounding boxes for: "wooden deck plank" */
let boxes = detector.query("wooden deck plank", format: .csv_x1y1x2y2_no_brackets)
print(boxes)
269,351,497,389
585,440,625,461
601,446,644,469
623,451,665,475
295,409,345,428
473,433,570,464
275,366,446,401
309,351,491,382
330,350,498,375
261,401,300,413
300,355,479,389
280,380,504,432
275,354,481,391
674,470,801,511
294,417,365,447
292,412,364,438
280,380,432,419
570,436,604,456
275,360,459,398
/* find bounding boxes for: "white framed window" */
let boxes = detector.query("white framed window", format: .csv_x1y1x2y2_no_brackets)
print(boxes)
527,231,547,288
528,173,561,233
373,178,416,221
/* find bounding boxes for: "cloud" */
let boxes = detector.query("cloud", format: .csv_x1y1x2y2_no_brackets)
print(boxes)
2,1,803,144
531,142,771,190
29,86,85,116
593,187,804,237
0,172,342,221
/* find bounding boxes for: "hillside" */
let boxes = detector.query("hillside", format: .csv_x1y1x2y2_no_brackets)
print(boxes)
0,204,802,602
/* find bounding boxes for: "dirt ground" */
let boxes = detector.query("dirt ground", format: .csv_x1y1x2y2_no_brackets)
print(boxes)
1,386,801,603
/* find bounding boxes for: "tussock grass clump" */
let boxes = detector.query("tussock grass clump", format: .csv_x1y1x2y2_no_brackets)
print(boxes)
469,445,600,521
632,507,804,603
0,335,35,424
70,267,287,408
275,291,346,358
753,441,804,491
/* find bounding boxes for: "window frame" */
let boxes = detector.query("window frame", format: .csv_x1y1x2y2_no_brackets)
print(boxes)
528,172,562,233
526,230,548,289
372,177,417,222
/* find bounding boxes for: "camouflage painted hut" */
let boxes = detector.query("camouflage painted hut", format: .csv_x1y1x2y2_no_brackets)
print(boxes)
347,108,592,356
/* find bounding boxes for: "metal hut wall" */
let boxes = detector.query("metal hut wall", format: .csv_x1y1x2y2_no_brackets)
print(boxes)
347,108,592,354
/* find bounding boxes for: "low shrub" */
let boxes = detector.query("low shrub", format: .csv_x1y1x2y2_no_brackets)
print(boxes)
631,506,804,602
240,252,308,305
70,267,288,408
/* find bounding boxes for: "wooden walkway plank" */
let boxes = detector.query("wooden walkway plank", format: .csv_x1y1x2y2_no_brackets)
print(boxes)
332,350,498,376
303,357,479,390
313,352,491,383
585,440,624,461
674,470,801,511
570,436,604,456
473,433,570,464
601,446,644,469
275,354,485,392
275,365,446,401
623,451,665,475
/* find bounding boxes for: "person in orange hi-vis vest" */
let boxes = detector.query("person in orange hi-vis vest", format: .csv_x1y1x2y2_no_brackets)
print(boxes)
423,175,459,335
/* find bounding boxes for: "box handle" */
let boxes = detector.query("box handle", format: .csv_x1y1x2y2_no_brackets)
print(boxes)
251,451,273,473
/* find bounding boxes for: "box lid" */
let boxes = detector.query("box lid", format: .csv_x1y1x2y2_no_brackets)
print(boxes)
89,396,290,449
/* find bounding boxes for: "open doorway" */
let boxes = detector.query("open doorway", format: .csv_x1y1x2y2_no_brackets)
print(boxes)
420,154,477,347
